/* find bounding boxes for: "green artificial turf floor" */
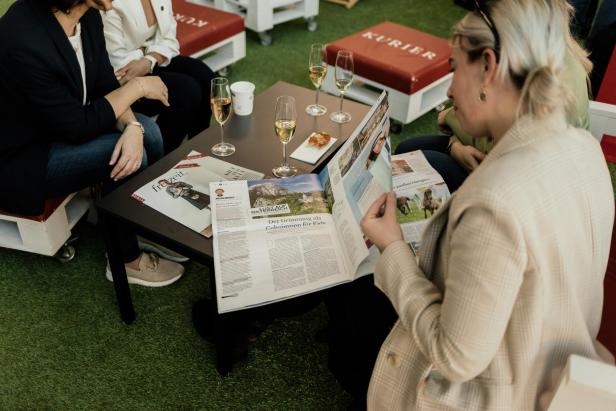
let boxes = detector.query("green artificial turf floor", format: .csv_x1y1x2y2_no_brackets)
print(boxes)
0,0,464,409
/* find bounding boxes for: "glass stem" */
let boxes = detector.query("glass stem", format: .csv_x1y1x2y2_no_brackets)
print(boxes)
315,87,320,107
220,123,224,144
339,92,344,112
282,143,287,167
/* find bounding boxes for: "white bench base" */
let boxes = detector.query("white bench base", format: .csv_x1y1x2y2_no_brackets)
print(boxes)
190,0,318,35
0,191,89,257
589,100,616,141
546,355,616,411
188,31,246,73
322,65,452,125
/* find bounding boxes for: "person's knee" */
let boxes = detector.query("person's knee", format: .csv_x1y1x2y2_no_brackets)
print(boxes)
182,56,216,87
139,150,149,171
395,139,419,155
134,113,164,164
171,77,202,111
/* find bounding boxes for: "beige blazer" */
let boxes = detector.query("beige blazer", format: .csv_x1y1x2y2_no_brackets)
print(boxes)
368,112,614,410
102,0,179,72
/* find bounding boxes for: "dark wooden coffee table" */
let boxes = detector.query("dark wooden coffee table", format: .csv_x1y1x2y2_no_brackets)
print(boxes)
97,81,369,374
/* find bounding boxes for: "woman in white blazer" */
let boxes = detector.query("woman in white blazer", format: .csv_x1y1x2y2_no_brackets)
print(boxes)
329,0,615,409
103,0,214,153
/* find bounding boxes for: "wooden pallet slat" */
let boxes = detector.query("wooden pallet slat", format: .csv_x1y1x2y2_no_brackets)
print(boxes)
324,0,359,9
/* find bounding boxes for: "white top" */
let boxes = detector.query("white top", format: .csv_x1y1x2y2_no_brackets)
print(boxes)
67,23,87,105
101,0,179,72
144,23,157,43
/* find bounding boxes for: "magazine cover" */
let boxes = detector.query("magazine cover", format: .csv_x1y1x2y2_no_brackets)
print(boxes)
132,151,264,237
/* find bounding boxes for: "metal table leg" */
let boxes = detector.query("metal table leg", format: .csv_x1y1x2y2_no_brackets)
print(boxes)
100,210,135,324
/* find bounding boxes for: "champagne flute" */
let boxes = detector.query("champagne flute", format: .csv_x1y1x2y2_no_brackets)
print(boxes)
306,43,327,116
330,50,353,124
272,96,297,178
210,77,235,157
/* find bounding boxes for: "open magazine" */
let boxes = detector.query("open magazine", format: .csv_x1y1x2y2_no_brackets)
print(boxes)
391,150,451,254
210,92,391,313
132,151,264,237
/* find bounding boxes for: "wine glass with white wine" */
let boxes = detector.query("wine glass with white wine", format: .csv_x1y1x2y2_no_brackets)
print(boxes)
210,77,235,156
306,43,327,116
272,95,297,178
330,50,353,124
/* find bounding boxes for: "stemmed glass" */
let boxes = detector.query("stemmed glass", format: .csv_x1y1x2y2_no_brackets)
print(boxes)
272,96,297,178
210,77,235,156
330,50,353,124
306,43,327,116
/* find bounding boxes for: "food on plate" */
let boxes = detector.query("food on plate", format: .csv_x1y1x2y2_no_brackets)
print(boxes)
307,131,332,148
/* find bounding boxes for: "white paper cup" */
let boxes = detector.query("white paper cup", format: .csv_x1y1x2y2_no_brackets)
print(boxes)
230,81,255,116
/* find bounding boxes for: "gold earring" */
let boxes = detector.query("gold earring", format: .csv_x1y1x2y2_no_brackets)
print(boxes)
479,87,487,102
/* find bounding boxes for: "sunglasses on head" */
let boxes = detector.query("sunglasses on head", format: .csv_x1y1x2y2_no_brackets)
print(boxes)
474,0,501,61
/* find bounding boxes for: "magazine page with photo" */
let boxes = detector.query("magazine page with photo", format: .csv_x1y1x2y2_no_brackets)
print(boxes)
318,91,392,279
391,150,451,253
211,92,392,313
210,174,353,313
132,151,264,238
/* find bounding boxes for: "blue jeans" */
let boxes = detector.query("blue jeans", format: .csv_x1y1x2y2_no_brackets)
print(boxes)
45,113,163,197
44,113,163,262
395,134,468,192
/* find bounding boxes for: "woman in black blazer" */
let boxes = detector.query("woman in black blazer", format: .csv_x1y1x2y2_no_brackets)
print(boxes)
0,0,184,286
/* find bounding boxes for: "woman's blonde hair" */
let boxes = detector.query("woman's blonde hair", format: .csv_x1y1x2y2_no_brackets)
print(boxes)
452,0,592,119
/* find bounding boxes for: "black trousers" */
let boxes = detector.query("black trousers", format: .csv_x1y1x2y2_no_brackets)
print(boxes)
325,275,398,406
133,55,216,154
395,134,469,193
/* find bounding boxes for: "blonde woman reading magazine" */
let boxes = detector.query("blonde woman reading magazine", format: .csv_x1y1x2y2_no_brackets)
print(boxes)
340,0,614,409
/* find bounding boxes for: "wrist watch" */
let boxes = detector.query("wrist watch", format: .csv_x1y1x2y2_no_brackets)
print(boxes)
125,121,145,135
143,54,157,74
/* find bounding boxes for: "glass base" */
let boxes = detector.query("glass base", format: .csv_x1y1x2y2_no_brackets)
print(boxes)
272,164,298,178
211,142,235,157
305,104,327,116
330,111,352,124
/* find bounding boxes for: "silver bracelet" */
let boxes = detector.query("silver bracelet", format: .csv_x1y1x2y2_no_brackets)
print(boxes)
124,121,145,135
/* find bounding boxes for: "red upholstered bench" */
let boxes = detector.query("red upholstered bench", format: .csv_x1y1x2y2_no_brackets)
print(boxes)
598,204,616,356
322,21,453,128
187,0,319,46
173,0,245,73
597,46,616,106
0,192,90,261
601,134,616,164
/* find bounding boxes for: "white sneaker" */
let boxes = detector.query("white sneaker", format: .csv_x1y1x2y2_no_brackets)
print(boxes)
106,252,184,287
137,236,189,263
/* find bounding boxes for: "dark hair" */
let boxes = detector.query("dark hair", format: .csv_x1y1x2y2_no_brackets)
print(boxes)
32,0,85,13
